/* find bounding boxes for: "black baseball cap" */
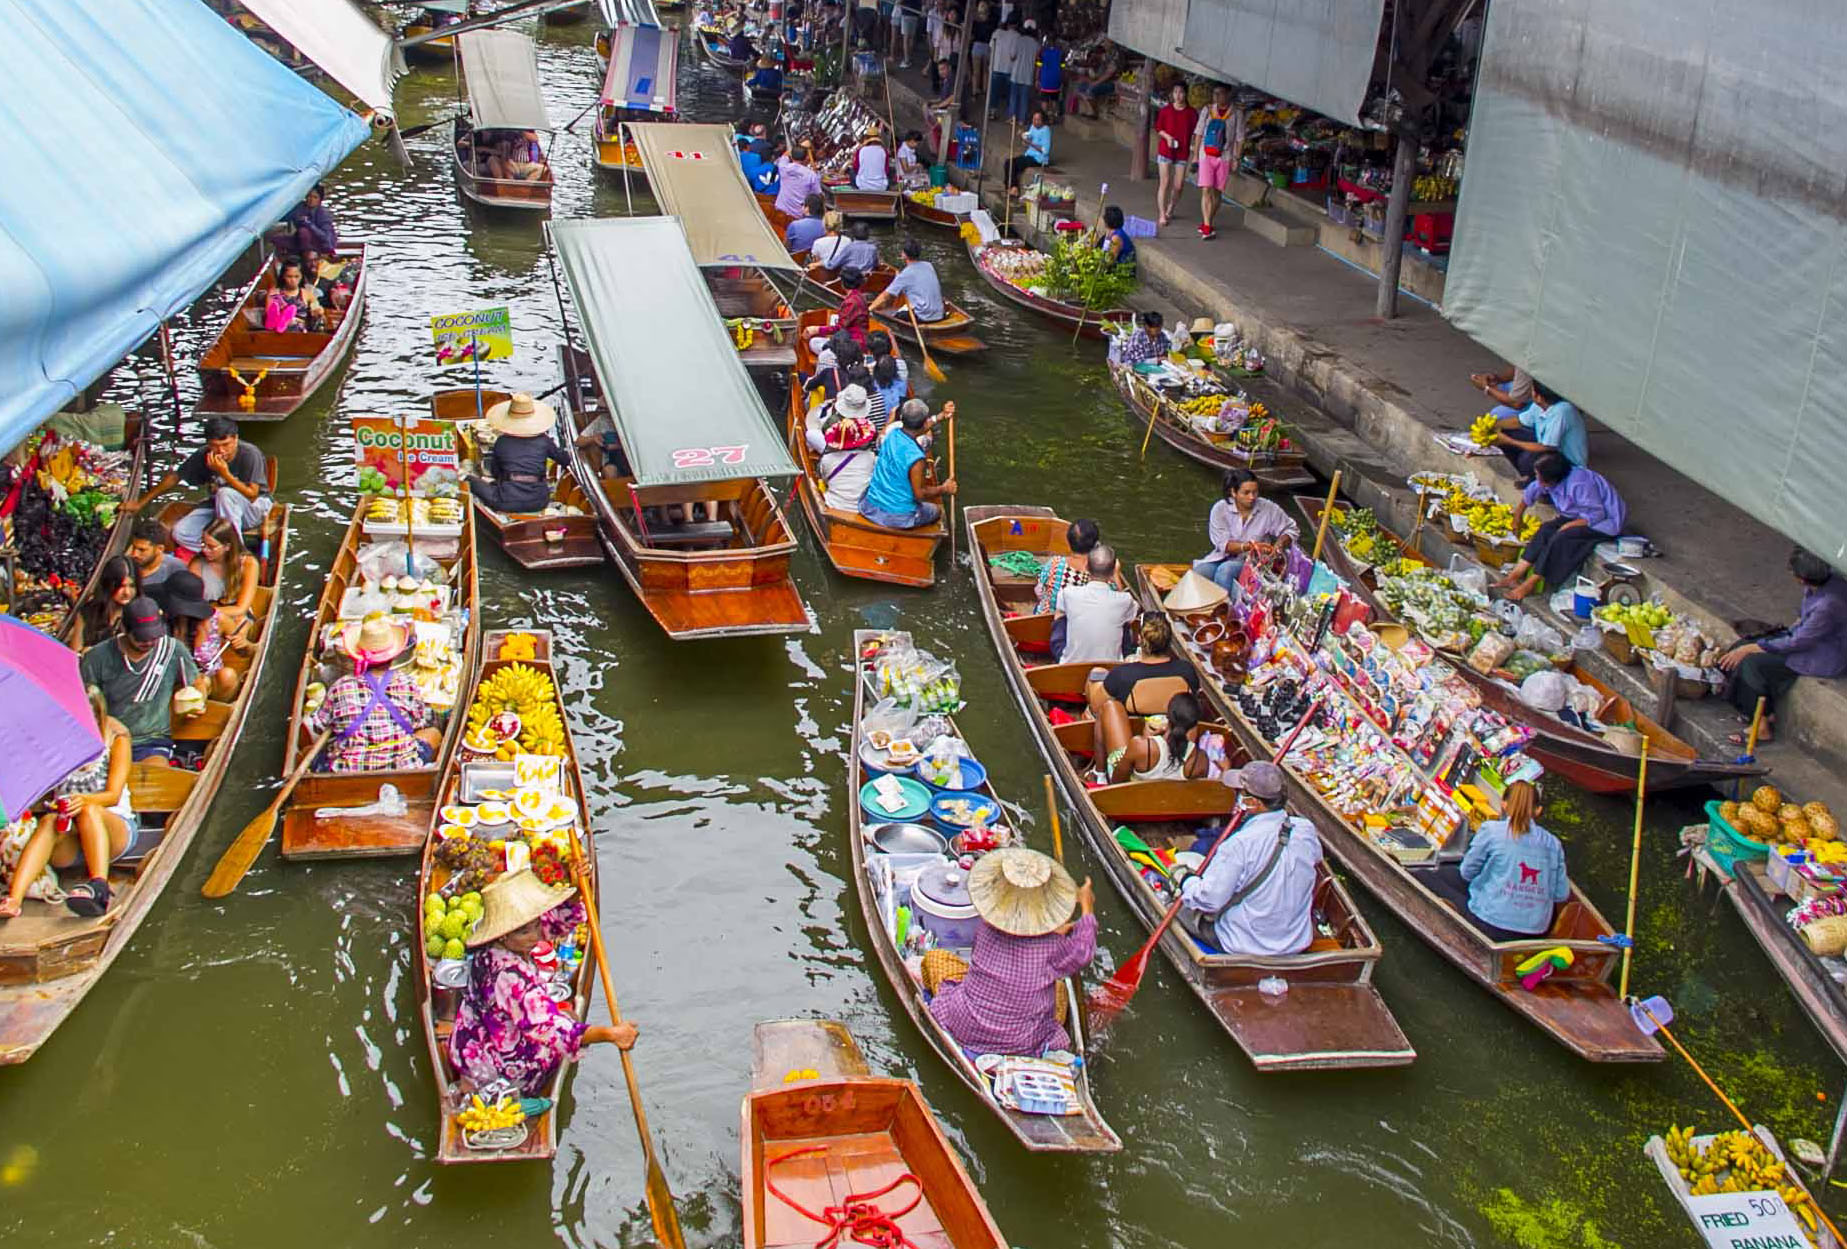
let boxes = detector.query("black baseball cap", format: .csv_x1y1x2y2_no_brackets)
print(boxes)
151,572,214,623
124,596,169,644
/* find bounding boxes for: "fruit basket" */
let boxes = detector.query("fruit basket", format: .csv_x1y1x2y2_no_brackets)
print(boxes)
1705,799,1771,874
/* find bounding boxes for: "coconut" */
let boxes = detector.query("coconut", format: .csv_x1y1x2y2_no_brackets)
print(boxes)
1752,785,1783,814
1738,807,1776,841
1784,816,1815,844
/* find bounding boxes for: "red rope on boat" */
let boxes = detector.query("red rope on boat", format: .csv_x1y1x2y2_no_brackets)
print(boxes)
765,1146,925,1249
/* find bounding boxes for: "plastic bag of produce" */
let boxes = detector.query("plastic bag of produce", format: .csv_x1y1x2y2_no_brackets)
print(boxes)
1467,632,1515,674
358,541,449,584
1514,615,1567,656
1447,555,1489,601
1572,625,1603,652
861,698,918,740
1519,670,1573,713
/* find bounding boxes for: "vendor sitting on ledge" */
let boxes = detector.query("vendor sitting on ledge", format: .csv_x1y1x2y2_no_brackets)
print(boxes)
1720,547,1847,745
925,848,1095,1057
1494,453,1626,602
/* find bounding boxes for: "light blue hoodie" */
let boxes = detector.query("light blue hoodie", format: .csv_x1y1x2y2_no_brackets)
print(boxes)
1460,818,1570,934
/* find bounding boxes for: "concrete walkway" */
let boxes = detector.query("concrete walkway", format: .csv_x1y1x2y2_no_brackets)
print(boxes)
879,68,1846,804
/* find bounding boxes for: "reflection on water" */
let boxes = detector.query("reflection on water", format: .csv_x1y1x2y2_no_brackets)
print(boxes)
1,19,1839,1249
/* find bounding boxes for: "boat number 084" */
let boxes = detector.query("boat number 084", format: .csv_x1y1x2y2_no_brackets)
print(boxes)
671,444,749,468
802,1089,856,1116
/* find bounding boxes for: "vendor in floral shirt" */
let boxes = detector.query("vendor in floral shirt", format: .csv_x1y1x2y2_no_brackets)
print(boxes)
449,870,637,1096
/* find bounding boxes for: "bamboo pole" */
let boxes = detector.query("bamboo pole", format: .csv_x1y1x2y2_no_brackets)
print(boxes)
1137,387,1163,460
1043,774,1064,865
1745,696,1768,755
1309,470,1343,562
1617,737,1650,1000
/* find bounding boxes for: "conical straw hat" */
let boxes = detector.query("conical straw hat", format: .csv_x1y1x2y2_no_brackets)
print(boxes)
465,868,578,947
967,848,1077,937
1163,569,1229,614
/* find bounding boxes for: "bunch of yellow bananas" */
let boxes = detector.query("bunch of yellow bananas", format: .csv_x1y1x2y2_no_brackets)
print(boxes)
458,1094,526,1131
1469,412,1499,446
467,663,566,758
907,189,938,206
1174,394,1226,416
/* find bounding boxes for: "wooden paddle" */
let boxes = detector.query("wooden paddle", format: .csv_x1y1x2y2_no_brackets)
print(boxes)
202,731,330,898
1309,469,1343,562
566,826,685,1249
945,407,958,566
1085,700,1321,1025
1043,775,1064,865
905,301,947,384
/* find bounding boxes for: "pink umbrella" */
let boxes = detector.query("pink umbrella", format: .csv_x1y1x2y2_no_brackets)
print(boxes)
0,614,104,821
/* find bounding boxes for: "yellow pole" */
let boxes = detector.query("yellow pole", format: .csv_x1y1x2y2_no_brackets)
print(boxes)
1618,738,1650,1000
1745,696,1767,755
1043,775,1064,865
1137,386,1163,460
1309,470,1343,562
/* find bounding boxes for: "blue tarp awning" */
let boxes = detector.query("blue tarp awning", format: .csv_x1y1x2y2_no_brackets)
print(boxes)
0,0,371,451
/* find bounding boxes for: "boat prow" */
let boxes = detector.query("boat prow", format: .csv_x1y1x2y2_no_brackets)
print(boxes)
743,1020,1008,1248
196,245,367,420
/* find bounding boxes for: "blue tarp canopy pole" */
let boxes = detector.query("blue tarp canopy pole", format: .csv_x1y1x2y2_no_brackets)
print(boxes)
0,0,372,451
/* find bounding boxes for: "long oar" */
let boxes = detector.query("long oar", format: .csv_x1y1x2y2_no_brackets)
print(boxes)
1043,775,1064,865
202,731,330,898
945,407,958,567
1616,738,1650,1000
566,827,685,1249
1085,700,1321,1025
905,301,947,384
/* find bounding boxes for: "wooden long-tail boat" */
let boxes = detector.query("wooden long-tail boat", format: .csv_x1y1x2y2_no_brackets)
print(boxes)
277,496,481,859
452,30,554,212
401,3,467,64
963,507,1416,1071
1715,854,1847,1069
0,493,289,1064
965,236,1130,340
785,311,943,586
1110,362,1313,491
551,216,809,639
195,245,367,420
414,629,597,1162
50,414,148,646
800,261,987,356
428,389,604,571
847,629,1121,1152
901,193,969,230
743,1019,1007,1248
1131,558,1664,1063
695,25,751,71
592,23,678,179
825,183,901,222
1289,493,1765,795
756,191,798,245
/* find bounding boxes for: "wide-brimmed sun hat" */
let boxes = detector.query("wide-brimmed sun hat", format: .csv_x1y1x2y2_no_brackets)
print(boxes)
1191,316,1216,335
339,613,413,666
967,847,1077,937
1163,570,1229,614
485,392,557,438
465,868,579,948
835,384,873,420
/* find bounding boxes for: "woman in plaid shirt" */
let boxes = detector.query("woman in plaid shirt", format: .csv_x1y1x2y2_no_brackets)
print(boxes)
1033,517,1101,614
308,617,441,772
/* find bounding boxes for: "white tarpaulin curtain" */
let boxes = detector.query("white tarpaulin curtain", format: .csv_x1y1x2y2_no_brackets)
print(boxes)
233,0,405,114
1445,0,1847,567
459,29,550,131
1177,0,1386,128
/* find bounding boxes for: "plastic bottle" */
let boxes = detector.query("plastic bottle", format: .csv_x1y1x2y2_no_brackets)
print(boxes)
1258,976,1288,998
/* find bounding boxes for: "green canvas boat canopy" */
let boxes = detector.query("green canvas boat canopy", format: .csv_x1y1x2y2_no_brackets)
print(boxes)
459,29,550,131
628,122,798,270
550,217,798,487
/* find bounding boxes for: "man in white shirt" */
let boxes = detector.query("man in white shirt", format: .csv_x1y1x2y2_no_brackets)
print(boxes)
1008,21,1041,123
987,19,1019,120
1169,762,1322,955
1054,545,1135,663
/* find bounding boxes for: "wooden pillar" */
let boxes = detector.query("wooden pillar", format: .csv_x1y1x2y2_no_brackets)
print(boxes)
1129,55,1152,181
1373,129,1417,319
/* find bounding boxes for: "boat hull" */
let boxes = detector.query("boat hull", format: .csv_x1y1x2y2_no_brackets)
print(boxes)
196,244,367,420
1112,363,1313,490
966,237,1128,339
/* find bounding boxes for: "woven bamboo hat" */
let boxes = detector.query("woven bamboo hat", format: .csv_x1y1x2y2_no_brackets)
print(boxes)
1163,569,1229,614
486,392,557,438
466,868,578,947
339,613,413,665
967,848,1077,937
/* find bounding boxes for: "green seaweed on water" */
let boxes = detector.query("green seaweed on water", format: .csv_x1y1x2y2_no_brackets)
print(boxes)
1480,1188,1621,1249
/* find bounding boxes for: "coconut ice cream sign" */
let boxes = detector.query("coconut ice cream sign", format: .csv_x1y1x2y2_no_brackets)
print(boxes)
352,416,461,492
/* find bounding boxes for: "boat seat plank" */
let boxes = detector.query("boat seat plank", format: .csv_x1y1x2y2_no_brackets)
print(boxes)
1003,613,1054,655
128,760,199,812
173,699,234,742
227,355,311,371
647,520,738,547
280,799,434,859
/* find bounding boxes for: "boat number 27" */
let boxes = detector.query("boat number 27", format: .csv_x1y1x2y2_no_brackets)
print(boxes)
672,444,749,468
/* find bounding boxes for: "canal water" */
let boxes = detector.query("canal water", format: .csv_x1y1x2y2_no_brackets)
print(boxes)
1,21,1837,1249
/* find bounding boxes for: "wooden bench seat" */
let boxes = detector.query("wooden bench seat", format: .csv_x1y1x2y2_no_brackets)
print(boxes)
647,520,736,548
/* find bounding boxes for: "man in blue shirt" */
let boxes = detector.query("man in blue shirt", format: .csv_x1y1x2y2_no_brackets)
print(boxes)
869,237,945,322
737,139,780,198
858,399,956,529
826,221,881,273
1489,386,1589,482
784,193,828,254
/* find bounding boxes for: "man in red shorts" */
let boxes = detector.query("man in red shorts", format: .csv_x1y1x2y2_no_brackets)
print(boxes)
1193,85,1243,240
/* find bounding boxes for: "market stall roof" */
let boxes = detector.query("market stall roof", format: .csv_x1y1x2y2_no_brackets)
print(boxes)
459,29,550,131
600,23,677,113
0,0,369,453
599,0,663,26
232,0,405,115
550,217,798,487
628,123,799,270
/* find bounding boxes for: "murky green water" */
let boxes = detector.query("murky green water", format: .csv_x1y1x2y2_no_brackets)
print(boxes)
2,21,1840,1248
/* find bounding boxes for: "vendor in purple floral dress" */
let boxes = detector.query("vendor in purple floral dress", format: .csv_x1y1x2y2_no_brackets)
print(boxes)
449,870,637,1096
927,848,1097,1057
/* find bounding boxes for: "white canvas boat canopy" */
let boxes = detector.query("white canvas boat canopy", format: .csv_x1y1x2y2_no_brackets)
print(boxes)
628,123,798,270
601,23,677,113
551,217,798,487
234,0,405,115
459,29,550,131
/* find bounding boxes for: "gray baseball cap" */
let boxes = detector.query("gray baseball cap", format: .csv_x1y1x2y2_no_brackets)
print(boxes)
1224,760,1286,800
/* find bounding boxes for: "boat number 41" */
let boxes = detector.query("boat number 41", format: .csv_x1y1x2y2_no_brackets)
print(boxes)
672,445,749,468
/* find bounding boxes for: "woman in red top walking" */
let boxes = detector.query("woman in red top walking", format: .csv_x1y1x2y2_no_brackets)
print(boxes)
1154,82,1197,228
